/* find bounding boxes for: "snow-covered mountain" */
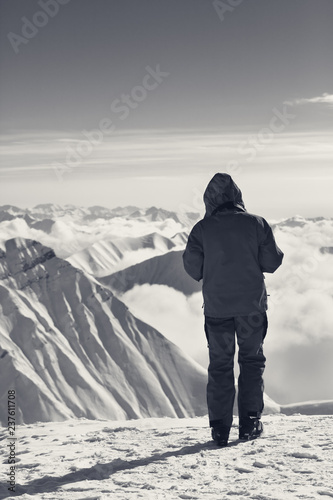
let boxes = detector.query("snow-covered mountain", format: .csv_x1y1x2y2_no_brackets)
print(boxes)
100,250,202,295
67,232,179,277
0,204,198,268
1,204,333,408
270,215,333,230
0,237,208,425
281,400,333,415
0,204,200,226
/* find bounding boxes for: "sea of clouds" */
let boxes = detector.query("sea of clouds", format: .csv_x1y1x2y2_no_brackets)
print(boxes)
1,211,332,404
120,219,333,404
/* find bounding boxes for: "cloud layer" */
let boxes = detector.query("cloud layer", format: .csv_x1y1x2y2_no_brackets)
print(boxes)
288,93,333,107
120,218,333,404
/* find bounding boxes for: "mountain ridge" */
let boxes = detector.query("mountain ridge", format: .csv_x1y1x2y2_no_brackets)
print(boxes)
0,204,201,226
100,250,201,296
0,237,208,425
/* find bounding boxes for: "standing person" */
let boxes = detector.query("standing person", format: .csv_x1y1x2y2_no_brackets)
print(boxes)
182,173,283,447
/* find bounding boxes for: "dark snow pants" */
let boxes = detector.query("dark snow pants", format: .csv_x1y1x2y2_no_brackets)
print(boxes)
205,312,267,429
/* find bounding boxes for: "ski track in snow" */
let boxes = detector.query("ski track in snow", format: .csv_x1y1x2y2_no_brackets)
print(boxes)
1,415,332,500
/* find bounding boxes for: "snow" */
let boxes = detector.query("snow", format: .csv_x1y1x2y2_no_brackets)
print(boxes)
1,414,332,499
1,207,333,413
0,237,208,425
100,250,201,294
67,233,180,277
0,206,333,498
281,401,333,416
0,207,192,277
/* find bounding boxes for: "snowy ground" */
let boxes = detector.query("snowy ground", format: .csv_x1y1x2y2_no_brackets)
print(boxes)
1,414,332,500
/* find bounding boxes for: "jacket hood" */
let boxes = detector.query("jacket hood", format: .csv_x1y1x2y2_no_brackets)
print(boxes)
203,173,246,217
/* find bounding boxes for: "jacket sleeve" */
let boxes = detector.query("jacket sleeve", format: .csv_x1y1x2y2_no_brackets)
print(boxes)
182,222,204,281
257,218,284,273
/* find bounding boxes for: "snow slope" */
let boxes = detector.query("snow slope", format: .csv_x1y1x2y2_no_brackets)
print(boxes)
67,233,179,277
100,250,201,295
281,400,333,416
0,237,208,425
0,205,196,269
0,414,332,499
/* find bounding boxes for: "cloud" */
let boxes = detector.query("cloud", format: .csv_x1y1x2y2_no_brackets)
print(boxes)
287,93,333,107
1,209,332,404
120,217,333,404
0,216,186,260
264,221,333,345
120,269,333,404
1,128,333,180
249,220,333,403
120,285,209,367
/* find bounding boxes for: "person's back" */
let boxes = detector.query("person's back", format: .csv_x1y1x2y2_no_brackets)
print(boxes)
182,173,284,446
183,173,283,317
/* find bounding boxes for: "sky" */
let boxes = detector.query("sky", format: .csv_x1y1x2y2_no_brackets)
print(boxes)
0,0,333,219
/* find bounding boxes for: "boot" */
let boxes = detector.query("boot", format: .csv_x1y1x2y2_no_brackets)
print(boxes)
211,425,230,447
239,417,263,440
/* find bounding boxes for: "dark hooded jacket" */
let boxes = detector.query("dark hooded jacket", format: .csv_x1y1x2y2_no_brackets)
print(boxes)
182,173,284,318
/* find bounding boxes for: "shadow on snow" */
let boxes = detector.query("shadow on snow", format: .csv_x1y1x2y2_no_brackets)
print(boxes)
5,439,242,497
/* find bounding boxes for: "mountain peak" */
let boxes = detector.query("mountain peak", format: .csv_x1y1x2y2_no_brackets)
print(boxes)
2,238,59,288
5,237,56,261
0,236,207,424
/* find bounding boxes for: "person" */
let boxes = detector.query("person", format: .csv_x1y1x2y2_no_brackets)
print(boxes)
182,173,284,447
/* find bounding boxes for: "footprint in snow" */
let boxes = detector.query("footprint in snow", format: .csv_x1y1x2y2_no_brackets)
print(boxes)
253,461,269,468
317,491,333,498
290,452,321,460
235,466,253,473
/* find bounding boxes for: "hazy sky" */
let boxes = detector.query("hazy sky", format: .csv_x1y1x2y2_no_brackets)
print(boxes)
0,0,332,218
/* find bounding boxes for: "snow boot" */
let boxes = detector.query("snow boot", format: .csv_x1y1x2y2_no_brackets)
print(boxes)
211,425,230,447
239,417,263,440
